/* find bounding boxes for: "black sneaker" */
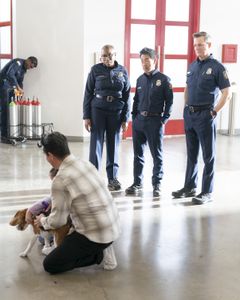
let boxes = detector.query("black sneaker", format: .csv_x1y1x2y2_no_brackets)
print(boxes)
172,187,196,198
153,184,161,197
108,179,121,191
125,184,143,195
0,138,12,144
192,193,212,205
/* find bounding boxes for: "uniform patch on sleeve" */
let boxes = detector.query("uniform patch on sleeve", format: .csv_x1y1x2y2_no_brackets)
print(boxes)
17,60,21,66
156,79,161,86
168,83,173,89
223,70,229,80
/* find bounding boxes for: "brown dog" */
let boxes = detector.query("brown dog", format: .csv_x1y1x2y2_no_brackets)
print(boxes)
10,208,71,257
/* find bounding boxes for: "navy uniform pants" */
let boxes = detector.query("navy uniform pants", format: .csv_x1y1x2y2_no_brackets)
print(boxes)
0,82,13,138
183,107,216,193
89,106,122,180
132,114,164,186
43,231,111,274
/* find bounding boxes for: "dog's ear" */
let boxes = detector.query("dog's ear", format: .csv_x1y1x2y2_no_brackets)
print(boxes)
9,208,28,226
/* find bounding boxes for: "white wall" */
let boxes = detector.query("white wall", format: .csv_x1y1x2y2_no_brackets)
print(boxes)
13,0,126,139
82,0,126,138
13,0,240,137
200,0,240,130
83,0,126,72
14,0,85,138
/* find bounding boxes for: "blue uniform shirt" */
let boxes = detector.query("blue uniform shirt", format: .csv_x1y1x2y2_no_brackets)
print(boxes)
83,61,131,122
0,58,26,88
132,69,173,124
186,54,231,106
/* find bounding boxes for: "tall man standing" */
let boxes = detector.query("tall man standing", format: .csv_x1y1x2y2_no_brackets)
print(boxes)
0,56,38,142
83,45,131,191
125,47,173,197
172,32,231,204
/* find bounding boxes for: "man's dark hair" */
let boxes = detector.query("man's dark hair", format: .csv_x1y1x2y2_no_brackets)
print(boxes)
28,56,38,67
139,47,156,59
193,31,211,43
41,132,70,159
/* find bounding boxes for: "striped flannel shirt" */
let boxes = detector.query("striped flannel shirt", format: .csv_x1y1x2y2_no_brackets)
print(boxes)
40,154,121,244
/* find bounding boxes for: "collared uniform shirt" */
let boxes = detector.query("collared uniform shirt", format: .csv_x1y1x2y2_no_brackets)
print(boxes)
83,61,131,122
132,69,173,124
41,155,121,244
186,54,231,106
0,58,26,88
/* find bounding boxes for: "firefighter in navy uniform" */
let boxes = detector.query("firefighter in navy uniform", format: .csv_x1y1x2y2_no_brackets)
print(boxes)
125,47,173,197
172,32,231,204
83,45,131,191
0,56,38,142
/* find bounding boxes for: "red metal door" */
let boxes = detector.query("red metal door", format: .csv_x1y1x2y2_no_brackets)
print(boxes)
0,0,13,69
123,0,201,137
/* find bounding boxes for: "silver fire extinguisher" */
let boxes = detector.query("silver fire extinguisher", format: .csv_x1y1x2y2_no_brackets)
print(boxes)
8,99,19,137
23,99,33,138
32,98,42,137
17,97,23,135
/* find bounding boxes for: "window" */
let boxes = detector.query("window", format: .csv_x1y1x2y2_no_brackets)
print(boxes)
123,0,201,136
0,0,12,70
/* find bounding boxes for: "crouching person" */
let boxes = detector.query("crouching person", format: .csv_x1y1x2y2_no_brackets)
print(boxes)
35,132,120,274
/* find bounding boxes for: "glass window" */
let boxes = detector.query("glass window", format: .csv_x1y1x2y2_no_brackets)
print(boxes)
0,26,11,53
164,59,188,87
128,93,135,121
131,24,155,54
0,58,10,69
0,0,11,22
166,0,189,21
170,92,185,119
131,0,156,20
164,26,188,55
130,58,143,87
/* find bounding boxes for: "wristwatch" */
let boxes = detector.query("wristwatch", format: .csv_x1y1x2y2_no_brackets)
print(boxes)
211,110,217,118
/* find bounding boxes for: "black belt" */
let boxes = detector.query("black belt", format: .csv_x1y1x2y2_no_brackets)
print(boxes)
95,94,121,102
187,105,212,112
140,111,162,117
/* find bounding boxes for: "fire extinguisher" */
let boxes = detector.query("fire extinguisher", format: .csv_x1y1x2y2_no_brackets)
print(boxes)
23,98,33,138
32,98,42,137
8,98,19,137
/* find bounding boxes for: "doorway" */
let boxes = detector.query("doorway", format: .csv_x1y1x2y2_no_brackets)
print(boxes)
124,0,201,136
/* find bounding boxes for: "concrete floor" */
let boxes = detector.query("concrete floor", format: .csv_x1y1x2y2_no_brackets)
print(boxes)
0,134,240,300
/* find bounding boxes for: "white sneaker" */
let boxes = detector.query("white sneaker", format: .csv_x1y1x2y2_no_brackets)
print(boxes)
103,244,118,270
192,193,213,205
